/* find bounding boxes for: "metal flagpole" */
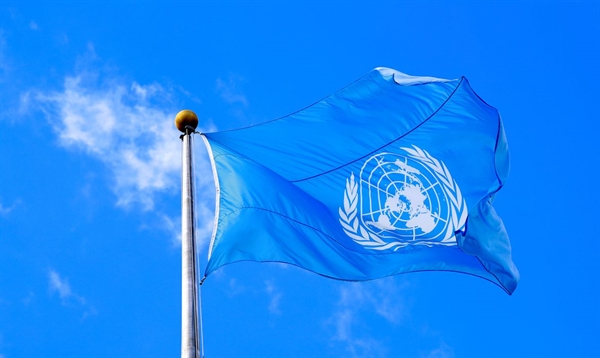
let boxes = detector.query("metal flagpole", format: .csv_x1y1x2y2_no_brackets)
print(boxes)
175,110,201,358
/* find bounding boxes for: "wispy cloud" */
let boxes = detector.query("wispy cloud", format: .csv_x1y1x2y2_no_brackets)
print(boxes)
160,214,182,246
264,280,282,315
326,278,407,357
0,198,20,216
29,21,39,30
216,75,248,107
49,270,75,300
48,269,96,318
26,50,216,245
226,278,246,297
327,279,452,357
424,341,455,358
339,279,404,325
31,74,181,210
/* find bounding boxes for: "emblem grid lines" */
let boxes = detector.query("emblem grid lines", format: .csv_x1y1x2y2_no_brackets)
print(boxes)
339,145,468,251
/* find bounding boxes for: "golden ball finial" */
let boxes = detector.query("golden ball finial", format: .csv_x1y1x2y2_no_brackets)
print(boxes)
174,110,199,133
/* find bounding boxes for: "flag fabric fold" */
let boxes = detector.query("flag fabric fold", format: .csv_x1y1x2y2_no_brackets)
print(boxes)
201,67,519,294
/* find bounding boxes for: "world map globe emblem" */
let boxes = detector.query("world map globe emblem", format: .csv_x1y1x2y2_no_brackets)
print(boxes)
339,146,466,251
359,152,450,243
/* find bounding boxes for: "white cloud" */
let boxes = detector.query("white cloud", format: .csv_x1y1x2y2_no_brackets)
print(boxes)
330,308,353,341
31,71,213,210
424,342,455,358
216,75,248,107
32,74,181,210
226,278,246,297
326,278,407,357
264,280,282,315
160,214,182,246
48,269,97,319
29,21,39,30
49,270,74,299
337,279,405,324
28,56,216,246
22,291,35,307
0,198,21,216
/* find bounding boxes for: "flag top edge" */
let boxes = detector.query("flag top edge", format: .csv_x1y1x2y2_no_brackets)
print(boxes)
375,67,454,86
203,67,461,136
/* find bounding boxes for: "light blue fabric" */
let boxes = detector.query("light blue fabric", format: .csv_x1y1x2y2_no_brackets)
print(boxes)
202,67,519,294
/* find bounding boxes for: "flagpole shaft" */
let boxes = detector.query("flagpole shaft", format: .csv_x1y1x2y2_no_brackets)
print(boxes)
181,127,200,358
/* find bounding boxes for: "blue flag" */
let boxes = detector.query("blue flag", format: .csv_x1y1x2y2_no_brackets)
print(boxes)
201,68,519,294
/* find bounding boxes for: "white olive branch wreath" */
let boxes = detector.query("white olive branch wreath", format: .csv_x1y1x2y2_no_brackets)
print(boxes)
339,145,468,250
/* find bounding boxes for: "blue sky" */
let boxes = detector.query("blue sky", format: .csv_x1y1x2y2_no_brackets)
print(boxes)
1,1,599,357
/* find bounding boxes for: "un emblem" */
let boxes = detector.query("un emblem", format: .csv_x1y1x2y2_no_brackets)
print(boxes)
339,145,468,251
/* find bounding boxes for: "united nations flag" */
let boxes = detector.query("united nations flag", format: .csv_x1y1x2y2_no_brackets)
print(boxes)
201,67,519,294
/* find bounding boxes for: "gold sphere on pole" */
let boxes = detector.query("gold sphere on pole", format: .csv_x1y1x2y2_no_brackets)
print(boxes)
175,109,199,133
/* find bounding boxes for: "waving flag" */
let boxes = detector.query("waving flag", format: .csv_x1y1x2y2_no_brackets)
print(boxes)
201,67,519,294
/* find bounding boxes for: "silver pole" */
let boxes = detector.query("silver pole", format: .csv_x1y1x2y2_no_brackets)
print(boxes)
176,111,200,358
